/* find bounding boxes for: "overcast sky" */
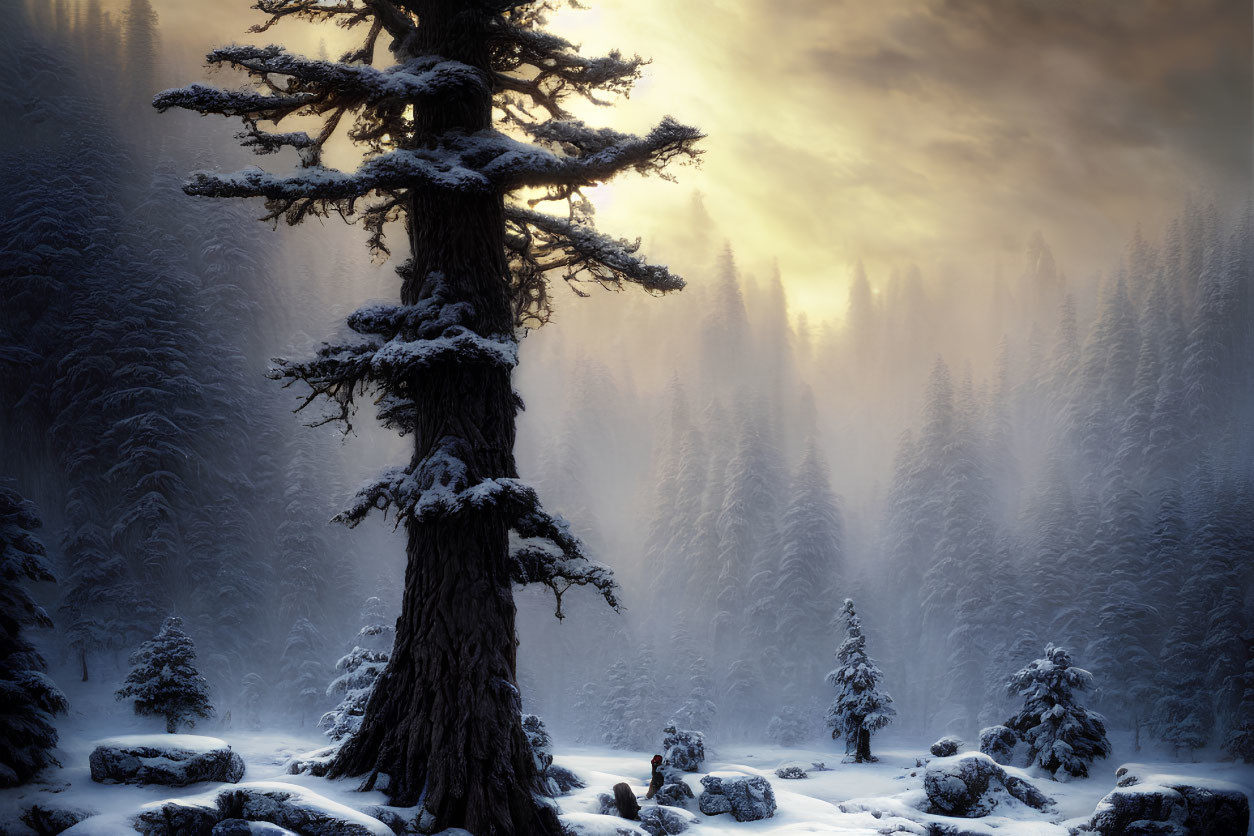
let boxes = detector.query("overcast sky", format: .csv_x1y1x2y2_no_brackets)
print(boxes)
146,0,1252,318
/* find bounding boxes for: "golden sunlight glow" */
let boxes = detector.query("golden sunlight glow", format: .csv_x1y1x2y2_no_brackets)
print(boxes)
145,0,1249,324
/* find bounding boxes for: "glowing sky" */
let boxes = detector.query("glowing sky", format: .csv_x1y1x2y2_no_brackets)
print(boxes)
147,0,1251,318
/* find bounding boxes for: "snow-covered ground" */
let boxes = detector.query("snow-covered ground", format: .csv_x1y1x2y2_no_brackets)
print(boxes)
3,720,1252,835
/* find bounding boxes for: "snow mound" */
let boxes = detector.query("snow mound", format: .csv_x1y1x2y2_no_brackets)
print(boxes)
212,822,300,835
697,774,776,821
89,735,245,786
923,753,1050,817
561,810,649,836
1087,764,1250,835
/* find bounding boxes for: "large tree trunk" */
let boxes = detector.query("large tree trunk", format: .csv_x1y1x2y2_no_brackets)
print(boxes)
329,5,561,834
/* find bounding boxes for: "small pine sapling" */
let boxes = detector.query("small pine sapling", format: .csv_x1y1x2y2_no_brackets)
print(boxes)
826,599,895,762
116,616,214,733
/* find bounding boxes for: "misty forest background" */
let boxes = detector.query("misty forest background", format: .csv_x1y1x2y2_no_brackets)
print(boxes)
2,0,1252,762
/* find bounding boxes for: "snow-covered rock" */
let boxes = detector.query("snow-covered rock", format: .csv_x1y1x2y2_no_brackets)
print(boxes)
131,799,222,835
19,803,96,835
978,725,1018,766
660,726,703,773
1086,765,1250,836
923,753,1050,817
653,780,694,808
930,736,962,758
636,805,691,836
283,744,338,777
696,774,776,821
774,764,808,779
88,735,245,786
215,783,393,836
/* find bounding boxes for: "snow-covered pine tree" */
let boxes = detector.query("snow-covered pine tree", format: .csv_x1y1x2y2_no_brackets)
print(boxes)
321,608,394,742
0,483,67,786
826,598,894,762
1005,644,1110,778
116,616,214,733
155,1,700,826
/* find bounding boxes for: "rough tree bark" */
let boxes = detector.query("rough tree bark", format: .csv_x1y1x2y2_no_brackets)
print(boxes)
325,6,558,832
154,1,700,831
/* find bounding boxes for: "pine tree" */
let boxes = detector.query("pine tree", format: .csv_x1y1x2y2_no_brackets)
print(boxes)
157,1,700,824
117,616,214,733
322,609,394,743
826,599,894,762
1005,644,1110,778
0,483,67,786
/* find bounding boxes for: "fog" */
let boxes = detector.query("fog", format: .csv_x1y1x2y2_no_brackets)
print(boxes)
2,0,1251,765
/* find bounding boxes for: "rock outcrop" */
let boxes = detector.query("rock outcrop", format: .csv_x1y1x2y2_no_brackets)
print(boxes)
774,764,808,779
930,736,962,758
923,753,1050,817
697,774,776,821
977,725,1018,766
1086,765,1250,836
89,736,245,787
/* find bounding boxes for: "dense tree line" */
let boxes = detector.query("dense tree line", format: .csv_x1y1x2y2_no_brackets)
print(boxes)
0,0,367,731
515,198,1250,759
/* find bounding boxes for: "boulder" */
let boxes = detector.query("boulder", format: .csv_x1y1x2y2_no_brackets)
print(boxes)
1088,766,1250,836
131,800,222,836
546,764,585,795
774,765,807,780
661,726,704,773
636,807,689,836
20,804,95,835
978,725,1018,766
930,736,962,758
923,753,1050,818
90,736,245,787
654,781,694,808
697,775,776,822
214,783,393,836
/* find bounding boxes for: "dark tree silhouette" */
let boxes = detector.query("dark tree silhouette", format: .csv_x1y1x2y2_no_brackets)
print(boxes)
154,1,700,831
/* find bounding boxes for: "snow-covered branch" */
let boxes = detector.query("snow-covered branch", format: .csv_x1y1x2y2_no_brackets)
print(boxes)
269,327,516,432
503,203,683,324
153,84,316,122
334,436,533,528
204,46,485,110
490,17,644,117
248,0,413,42
509,501,620,619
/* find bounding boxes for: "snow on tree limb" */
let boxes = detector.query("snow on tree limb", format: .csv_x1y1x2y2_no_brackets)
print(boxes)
268,328,517,431
507,205,683,293
334,436,533,528
510,503,621,618
203,46,486,108
153,84,317,121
